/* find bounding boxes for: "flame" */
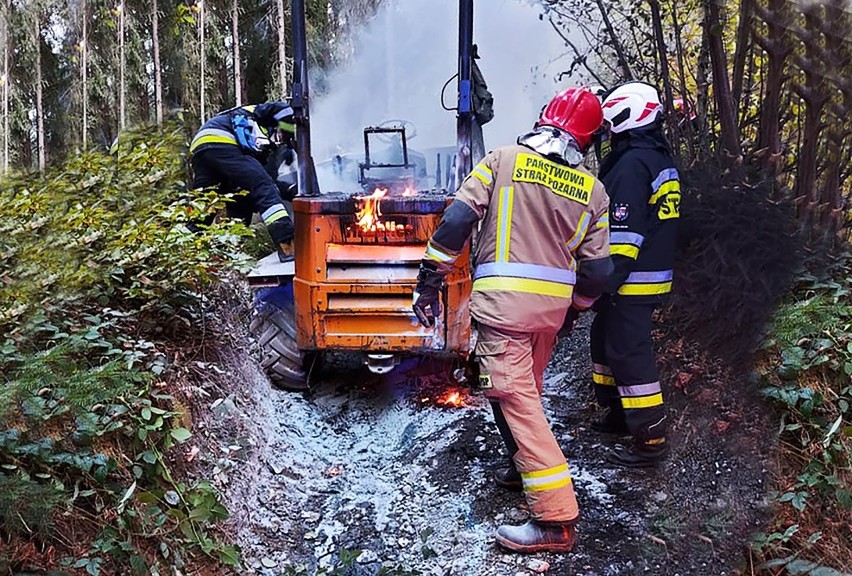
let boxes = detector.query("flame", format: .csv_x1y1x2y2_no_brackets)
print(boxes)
436,389,466,408
402,186,415,197
356,187,388,230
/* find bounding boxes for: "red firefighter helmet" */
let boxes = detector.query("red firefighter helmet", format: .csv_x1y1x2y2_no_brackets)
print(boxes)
537,87,604,151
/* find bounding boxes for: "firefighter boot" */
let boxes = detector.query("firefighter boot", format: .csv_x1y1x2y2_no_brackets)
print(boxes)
607,438,670,468
495,520,577,554
493,466,522,491
590,408,630,436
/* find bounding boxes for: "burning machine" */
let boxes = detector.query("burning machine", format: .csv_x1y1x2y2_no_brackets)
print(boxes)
249,0,478,385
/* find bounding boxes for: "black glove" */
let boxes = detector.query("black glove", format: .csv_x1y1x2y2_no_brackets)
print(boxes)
558,307,580,337
267,216,295,249
276,181,298,202
412,262,444,327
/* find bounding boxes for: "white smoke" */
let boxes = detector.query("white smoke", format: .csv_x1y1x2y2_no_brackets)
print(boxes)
310,0,585,192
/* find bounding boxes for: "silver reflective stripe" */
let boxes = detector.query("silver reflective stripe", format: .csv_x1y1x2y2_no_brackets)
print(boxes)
624,270,673,284
273,106,294,120
474,262,576,285
592,362,612,375
522,467,572,490
190,128,237,145
566,211,591,251
652,168,679,192
610,231,645,247
618,382,662,397
573,292,596,309
425,241,456,263
261,203,287,222
472,165,493,184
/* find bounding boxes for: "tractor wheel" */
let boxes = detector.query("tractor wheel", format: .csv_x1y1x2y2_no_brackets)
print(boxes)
250,284,316,391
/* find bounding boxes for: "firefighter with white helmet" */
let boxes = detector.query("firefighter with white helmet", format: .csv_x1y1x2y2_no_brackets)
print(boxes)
413,87,613,553
590,81,680,467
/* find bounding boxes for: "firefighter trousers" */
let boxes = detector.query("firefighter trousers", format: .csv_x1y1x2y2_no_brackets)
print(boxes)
475,323,579,524
590,296,667,441
191,147,284,224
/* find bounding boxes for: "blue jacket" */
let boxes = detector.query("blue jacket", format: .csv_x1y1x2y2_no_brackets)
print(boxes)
599,124,680,303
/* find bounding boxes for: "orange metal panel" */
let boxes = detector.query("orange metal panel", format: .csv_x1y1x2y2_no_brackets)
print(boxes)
292,194,471,356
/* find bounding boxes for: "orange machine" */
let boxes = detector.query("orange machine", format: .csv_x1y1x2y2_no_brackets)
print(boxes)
291,192,471,373
246,0,479,388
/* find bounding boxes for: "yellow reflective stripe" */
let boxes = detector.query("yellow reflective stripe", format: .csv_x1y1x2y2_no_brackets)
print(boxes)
242,105,256,113
611,244,639,259
495,186,515,262
472,164,493,185
593,373,616,386
525,476,572,493
617,281,672,296
621,393,664,409
522,462,568,479
596,213,609,228
566,211,591,251
265,210,290,224
189,134,238,152
425,241,457,263
649,180,680,205
473,277,573,298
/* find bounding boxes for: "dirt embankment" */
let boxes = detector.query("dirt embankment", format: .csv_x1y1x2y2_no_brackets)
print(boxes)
194,315,776,576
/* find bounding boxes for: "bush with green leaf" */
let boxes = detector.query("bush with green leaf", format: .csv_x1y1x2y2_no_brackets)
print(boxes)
0,123,252,574
756,251,852,574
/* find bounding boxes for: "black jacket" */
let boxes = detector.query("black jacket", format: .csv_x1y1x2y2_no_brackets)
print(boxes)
599,123,679,303
189,102,295,157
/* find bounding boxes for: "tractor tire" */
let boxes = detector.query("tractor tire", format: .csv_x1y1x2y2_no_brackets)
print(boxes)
250,285,314,391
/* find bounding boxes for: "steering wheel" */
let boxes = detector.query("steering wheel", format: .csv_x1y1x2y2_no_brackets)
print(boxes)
374,119,418,143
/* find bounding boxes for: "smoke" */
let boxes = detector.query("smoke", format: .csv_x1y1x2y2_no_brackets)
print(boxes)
310,0,583,192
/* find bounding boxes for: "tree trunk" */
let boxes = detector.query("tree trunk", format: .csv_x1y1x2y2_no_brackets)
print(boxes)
731,0,754,114
704,0,741,160
232,0,241,106
2,0,9,172
118,1,126,130
199,0,205,119
277,0,287,96
594,0,633,81
152,0,162,124
82,0,88,147
695,12,712,158
648,0,678,154
34,13,44,171
794,6,830,228
754,0,790,175
670,0,694,158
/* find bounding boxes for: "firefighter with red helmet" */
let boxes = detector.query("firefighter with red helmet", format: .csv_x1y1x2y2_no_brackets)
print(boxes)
413,87,613,553
590,81,680,467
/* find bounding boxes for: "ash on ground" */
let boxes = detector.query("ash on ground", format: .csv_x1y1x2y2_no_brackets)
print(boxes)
203,315,775,576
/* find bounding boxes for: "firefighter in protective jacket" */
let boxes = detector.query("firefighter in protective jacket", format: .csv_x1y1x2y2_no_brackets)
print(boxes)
189,102,298,261
413,87,613,553
590,81,680,467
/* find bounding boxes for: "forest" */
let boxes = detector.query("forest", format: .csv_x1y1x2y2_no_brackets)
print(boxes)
0,0,850,575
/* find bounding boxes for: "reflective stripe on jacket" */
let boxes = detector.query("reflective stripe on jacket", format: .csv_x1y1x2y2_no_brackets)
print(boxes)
454,144,610,333
599,126,679,302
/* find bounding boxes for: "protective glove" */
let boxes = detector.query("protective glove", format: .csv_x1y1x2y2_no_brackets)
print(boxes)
266,216,295,262
558,307,580,337
412,262,444,327
276,181,298,202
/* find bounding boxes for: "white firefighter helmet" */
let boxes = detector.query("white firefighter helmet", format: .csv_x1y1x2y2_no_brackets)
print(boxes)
601,82,663,133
